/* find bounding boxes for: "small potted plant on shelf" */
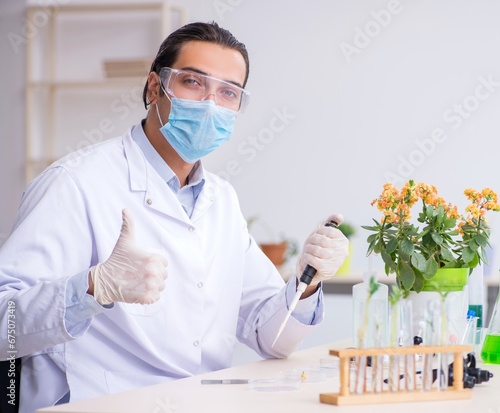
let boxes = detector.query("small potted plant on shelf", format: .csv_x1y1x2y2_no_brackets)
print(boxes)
362,180,500,296
247,216,298,266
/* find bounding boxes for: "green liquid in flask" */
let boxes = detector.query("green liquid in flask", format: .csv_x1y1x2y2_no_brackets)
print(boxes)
481,334,500,364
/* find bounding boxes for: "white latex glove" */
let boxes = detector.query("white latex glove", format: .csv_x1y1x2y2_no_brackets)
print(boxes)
296,213,349,286
90,209,168,305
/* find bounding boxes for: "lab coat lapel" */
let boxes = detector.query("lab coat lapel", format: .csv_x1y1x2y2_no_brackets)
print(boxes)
123,130,191,225
191,179,219,223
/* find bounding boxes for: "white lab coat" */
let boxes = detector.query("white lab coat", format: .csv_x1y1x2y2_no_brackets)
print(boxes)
0,128,323,412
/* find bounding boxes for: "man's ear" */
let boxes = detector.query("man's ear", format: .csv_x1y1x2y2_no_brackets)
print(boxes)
147,72,161,105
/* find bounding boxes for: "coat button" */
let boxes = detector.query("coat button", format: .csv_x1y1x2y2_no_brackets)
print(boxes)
146,199,152,205
188,226,195,232
193,340,200,347
197,282,203,288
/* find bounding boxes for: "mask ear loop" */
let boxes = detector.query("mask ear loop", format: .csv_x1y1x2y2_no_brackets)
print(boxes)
155,101,165,127
155,74,173,127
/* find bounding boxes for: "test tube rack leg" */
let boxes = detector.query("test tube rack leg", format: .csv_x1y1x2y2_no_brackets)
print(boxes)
320,345,473,406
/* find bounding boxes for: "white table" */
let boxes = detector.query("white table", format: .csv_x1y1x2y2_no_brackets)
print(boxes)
38,339,500,413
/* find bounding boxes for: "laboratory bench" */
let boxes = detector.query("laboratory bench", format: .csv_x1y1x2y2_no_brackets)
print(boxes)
37,339,500,413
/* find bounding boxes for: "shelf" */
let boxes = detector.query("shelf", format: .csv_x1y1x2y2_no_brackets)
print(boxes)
25,2,188,183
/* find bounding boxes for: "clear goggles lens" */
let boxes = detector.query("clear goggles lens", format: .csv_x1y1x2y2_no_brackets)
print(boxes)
159,67,250,113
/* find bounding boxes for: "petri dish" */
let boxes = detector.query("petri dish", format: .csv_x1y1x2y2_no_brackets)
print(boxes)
249,370,302,392
248,378,300,392
320,357,339,378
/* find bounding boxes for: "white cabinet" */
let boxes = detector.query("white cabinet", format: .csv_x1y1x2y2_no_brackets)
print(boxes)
25,2,187,182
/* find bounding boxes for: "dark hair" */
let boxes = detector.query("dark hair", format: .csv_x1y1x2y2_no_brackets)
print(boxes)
142,21,250,109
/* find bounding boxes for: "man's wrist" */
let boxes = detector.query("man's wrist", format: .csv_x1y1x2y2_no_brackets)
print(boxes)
295,277,319,299
87,271,94,296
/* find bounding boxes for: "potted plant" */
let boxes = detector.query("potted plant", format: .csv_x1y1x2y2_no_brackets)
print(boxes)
247,216,298,266
336,222,357,275
362,180,500,296
363,180,500,341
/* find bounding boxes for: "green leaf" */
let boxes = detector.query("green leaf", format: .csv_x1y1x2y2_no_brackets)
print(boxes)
373,240,382,254
443,217,456,229
367,233,378,243
413,271,424,293
381,249,397,271
479,247,488,264
369,276,380,296
386,238,398,254
397,260,415,291
462,247,475,264
366,239,377,256
422,232,433,246
423,258,438,280
400,238,415,256
384,263,391,275
440,247,455,262
411,252,427,272
426,205,435,219
437,205,445,224
475,234,488,247
468,253,480,268
431,232,443,245
469,239,479,252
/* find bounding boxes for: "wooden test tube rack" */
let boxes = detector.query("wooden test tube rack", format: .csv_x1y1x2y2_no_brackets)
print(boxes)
320,345,473,406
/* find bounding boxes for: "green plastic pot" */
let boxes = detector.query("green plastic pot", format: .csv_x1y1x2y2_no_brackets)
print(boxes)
421,267,469,292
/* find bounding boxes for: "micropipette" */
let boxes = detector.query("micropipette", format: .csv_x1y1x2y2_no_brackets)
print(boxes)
271,219,339,347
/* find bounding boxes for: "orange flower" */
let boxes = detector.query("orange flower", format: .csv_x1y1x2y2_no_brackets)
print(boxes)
415,182,438,204
464,188,481,202
465,204,485,220
482,188,498,203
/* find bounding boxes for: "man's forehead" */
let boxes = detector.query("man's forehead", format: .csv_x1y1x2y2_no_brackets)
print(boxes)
173,41,246,86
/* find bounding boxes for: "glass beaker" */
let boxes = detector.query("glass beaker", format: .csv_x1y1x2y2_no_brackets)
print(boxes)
481,285,500,364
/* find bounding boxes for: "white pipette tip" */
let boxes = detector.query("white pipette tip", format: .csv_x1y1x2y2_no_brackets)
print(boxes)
272,315,289,348
271,281,308,348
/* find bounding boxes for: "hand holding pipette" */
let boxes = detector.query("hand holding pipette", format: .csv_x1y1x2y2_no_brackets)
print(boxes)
272,214,349,347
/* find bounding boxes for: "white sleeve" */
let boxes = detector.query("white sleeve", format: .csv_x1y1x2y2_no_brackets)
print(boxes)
236,236,324,360
64,270,112,336
0,167,105,359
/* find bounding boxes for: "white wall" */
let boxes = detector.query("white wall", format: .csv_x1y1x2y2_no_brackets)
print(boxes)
2,1,500,268
187,0,500,276
0,0,26,245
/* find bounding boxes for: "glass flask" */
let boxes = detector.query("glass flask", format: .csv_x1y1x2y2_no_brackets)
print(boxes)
481,285,500,364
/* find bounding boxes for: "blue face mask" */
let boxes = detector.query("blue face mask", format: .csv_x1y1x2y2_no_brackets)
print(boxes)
156,97,237,164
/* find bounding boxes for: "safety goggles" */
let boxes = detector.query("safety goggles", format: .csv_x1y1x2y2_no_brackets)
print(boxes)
159,67,250,113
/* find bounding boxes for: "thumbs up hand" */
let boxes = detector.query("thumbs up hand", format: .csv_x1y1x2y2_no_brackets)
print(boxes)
89,209,168,305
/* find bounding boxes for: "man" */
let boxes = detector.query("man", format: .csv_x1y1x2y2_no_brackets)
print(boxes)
0,22,348,412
